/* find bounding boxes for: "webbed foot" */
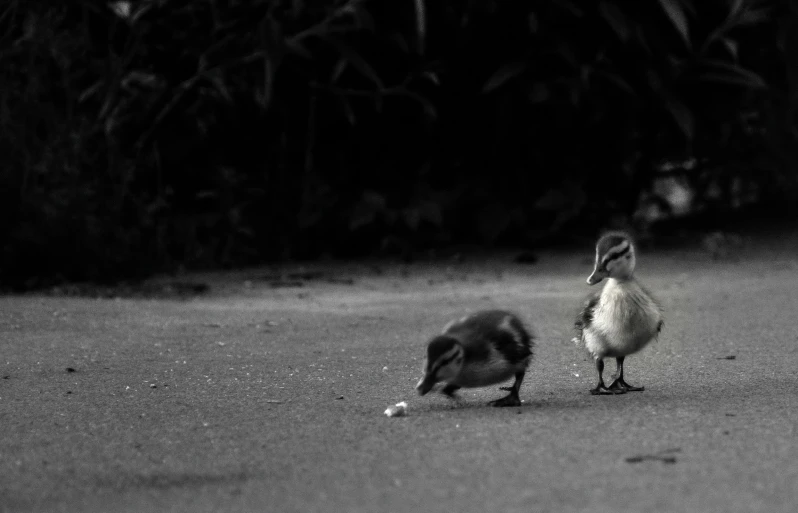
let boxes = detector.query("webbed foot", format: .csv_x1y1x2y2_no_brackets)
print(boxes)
441,384,461,399
590,384,626,395
608,378,644,392
489,393,522,407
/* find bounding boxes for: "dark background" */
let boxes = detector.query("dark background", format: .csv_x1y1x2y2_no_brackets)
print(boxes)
1,0,795,289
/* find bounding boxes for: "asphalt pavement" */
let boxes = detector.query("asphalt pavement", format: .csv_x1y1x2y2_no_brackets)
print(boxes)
1,235,797,513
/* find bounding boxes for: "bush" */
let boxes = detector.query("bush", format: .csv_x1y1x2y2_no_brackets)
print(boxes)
0,0,793,288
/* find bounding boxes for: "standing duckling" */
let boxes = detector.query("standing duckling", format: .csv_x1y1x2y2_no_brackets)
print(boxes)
574,232,663,395
416,310,534,407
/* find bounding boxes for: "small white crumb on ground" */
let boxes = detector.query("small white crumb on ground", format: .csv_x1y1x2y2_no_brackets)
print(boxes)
384,401,408,417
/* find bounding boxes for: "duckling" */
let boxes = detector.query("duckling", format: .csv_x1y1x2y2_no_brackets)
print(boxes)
415,310,534,407
574,232,663,395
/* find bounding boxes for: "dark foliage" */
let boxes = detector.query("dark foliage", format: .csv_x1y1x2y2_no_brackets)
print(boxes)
0,0,794,287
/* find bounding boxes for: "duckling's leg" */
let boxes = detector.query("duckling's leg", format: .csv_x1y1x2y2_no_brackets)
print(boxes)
590,358,625,395
441,383,461,399
490,371,524,407
608,356,644,392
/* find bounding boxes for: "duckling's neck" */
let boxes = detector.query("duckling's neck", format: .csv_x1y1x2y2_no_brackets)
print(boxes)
605,276,635,289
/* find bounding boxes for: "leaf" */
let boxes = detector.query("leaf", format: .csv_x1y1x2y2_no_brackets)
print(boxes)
666,98,694,140
79,81,103,103
697,71,767,90
285,39,312,59
414,0,426,55
261,16,285,68
349,191,387,231
109,1,130,19
701,5,769,55
418,201,443,228
390,33,411,54
596,70,636,96
349,2,376,32
701,60,768,89
207,71,232,103
421,71,440,85
555,44,580,70
290,0,304,18
130,2,153,24
482,62,526,93
331,59,347,82
734,7,770,26
362,191,387,210
729,0,744,18
528,13,539,33
402,207,421,231
569,87,580,106
259,54,274,109
599,1,630,42
657,0,690,48
339,95,356,125
647,69,663,93
324,36,384,90
528,83,549,103
476,203,512,244
721,37,738,61
552,0,584,17
404,91,437,119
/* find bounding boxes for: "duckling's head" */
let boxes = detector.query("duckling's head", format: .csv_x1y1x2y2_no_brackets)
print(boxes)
415,335,465,396
587,232,636,285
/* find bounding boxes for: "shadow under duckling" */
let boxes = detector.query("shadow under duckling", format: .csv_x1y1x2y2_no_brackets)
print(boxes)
416,310,534,407
574,231,664,395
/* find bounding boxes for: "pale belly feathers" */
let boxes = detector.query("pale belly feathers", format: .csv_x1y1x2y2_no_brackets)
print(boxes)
584,280,662,359
450,353,527,388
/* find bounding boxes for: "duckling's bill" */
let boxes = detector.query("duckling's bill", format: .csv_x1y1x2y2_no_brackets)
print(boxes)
416,376,433,395
586,267,607,285
587,236,633,285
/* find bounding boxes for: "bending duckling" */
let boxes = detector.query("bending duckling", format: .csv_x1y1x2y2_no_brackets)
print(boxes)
574,232,663,395
416,310,534,407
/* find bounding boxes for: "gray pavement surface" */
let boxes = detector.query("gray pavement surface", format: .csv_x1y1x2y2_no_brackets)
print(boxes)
2,236,798,513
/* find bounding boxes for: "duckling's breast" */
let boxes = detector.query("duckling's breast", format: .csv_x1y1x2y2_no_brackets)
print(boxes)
588,280,662,357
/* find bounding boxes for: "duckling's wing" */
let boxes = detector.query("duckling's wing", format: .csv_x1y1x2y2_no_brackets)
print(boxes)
447,311,532,362
635,281,665,334
492,314,534,363
574,291,601,341
637,282,664,312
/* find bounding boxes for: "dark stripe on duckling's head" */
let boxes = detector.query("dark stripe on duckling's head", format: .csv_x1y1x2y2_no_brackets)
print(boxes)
417,335,462,395
596,232,630,255
425,335,462,375
427,335,459,363
600,242,631,271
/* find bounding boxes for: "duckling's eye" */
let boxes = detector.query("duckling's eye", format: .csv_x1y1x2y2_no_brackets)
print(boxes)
625,254,631,260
